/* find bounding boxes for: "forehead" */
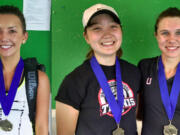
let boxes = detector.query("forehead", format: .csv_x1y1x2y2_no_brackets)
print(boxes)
0,14,22,28
158,17,180,28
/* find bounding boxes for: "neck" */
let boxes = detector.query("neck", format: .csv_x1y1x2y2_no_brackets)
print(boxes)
1,55,21,72
94,54,116,66
161,55,180,79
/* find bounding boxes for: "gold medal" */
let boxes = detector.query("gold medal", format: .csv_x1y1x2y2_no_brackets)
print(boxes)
164,121,178,135
113,124,124,135
0,119,13,131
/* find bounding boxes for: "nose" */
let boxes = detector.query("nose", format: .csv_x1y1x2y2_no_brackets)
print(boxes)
0,31,9,42
103,29,113,39
103,34,112,39
168,34,176,44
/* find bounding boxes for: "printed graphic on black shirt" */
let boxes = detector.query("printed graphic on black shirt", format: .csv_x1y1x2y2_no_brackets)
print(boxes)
98,79,136,117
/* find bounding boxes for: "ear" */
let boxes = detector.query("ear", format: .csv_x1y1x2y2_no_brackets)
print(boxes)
83,32,90,44
22,32,28,44
154,32,158,39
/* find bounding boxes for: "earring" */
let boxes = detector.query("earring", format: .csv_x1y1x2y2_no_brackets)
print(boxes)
22,40,25,44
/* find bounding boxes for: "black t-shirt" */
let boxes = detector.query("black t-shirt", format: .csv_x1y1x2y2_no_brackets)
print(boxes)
56,59,141,135
138,56,180,135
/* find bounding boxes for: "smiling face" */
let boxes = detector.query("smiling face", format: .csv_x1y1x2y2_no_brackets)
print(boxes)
0,14,28,58
155,17,180,59
84,13,122,61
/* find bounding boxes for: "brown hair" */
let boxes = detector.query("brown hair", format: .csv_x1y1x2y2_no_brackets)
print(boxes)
0,5,26,33
155,7,180,34
86,48,123,59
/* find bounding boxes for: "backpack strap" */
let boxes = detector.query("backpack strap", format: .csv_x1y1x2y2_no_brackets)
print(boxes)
24,57,45,134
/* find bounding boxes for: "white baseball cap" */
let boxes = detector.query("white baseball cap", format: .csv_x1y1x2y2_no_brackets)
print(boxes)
82,3,119,28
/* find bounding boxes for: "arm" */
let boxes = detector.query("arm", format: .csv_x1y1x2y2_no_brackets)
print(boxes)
35,70,50,135
56,101,79,135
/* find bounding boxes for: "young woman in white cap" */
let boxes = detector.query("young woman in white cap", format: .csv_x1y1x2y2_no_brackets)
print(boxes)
138,7,180,135
56,3,141,135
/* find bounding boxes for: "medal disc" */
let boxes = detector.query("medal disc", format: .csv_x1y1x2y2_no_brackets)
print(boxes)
164,123,178,135
113,127,124,135
0,119,13,131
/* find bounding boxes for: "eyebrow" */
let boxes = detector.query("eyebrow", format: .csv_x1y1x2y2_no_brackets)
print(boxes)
159,29,180,32
89,22,99,26
159,29,168,32
8,26,16,29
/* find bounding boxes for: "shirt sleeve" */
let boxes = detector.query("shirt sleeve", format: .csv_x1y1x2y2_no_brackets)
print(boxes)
55,72,85,110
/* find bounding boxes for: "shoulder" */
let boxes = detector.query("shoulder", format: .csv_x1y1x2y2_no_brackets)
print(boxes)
138,56,159,80
119,59,141,82
119,59,139,73
64,60,92,82
119,59,136,67
38,70,49,84
37,70,50,92
38,70,49,81
72,60,91,74
138,56,159,69
118,59,141,93
56,60,91,109
58,60,92,95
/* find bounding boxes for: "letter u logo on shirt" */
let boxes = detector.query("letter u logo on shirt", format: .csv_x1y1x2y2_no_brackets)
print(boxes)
146,77,152,85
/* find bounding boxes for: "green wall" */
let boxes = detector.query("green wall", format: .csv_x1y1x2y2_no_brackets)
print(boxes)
52,0,180,108
0,0,51,86
1,0,180,108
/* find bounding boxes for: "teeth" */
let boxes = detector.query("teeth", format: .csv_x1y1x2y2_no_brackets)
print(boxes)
166,46,179,50
0,45,11,49
102,42,114,45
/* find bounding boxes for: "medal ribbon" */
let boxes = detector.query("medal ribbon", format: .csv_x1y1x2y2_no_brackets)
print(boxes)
0,58,24,116
90,56,124,124
158,56,180,120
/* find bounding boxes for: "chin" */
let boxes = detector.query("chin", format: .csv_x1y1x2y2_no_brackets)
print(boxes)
164,54,180,59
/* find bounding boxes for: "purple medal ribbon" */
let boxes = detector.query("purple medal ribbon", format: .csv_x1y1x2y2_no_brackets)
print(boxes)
158,56,180,120
90,56,124,124
0,58,24,116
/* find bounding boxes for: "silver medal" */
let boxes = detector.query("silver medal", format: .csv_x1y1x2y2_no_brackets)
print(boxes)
113,124,124,135
0,119,13,131
164,121,178,135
